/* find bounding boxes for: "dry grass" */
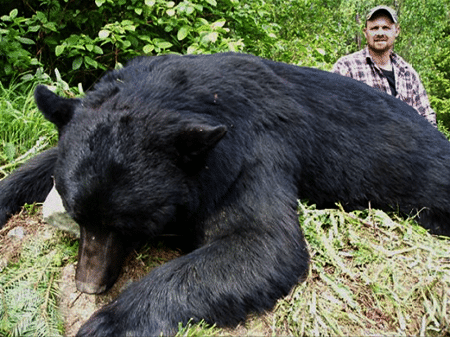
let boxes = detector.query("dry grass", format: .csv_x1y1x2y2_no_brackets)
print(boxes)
0,202,449,336
179,203,450,337
271,203,450,336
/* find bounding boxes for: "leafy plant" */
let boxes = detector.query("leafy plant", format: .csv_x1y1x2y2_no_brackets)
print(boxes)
0,0,253,87
0,9,41,78
0,77,64,178
0,224,77,337
428,25,450,128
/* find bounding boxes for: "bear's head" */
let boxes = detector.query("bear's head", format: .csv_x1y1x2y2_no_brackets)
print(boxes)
34,85,227,293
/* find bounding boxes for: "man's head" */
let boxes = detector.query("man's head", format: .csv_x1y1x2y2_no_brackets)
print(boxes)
364,6,400,54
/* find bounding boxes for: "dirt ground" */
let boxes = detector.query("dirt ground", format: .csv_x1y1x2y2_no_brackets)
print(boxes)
0,209,182,337
3,207,448,336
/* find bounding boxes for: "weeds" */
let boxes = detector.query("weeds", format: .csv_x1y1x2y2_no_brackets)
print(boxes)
0,203,449,336
0,81,57,178
0,218,77,337
271,203,450,336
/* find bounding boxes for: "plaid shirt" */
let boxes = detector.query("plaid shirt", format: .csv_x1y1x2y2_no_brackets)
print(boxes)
332,47,436,126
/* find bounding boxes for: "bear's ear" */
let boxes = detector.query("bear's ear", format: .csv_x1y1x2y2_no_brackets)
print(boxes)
34,85,81,131
177,124,227,158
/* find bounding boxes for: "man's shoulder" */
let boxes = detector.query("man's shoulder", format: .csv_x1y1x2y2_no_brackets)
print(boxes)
391,52,414,70
334,49,368,67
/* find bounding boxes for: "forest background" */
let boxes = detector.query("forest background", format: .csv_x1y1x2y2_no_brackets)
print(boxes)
0,1,450,336
0,0,449,171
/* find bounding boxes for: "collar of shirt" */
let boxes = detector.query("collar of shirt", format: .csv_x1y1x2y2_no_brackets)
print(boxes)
362,46,411,76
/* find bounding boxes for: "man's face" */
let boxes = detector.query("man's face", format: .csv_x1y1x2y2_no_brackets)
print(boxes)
364,14,399,53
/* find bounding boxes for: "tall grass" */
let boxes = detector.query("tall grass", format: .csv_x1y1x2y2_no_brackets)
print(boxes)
0,80,57,178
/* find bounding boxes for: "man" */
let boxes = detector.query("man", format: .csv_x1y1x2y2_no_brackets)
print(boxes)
333,5,436,126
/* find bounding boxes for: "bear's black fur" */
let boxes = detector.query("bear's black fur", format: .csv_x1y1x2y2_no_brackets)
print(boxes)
1,52,449,336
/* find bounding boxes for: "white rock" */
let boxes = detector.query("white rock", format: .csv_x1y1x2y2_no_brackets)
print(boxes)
43,185,80,237
7,226,26,240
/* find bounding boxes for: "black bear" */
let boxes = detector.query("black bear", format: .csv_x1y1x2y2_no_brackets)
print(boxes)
0,52,449,336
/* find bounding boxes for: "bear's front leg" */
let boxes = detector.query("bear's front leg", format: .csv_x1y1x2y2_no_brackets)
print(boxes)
76,210,309,337
0,147,58,227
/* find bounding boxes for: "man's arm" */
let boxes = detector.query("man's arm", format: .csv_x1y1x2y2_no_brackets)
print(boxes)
332,59,352,77
411,70,437,126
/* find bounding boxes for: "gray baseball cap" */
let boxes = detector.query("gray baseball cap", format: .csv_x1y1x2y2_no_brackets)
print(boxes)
366,5,398,23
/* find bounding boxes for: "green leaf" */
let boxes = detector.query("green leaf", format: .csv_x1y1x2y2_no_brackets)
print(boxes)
145,0,155,7
315,48,326,56
154,40,173,49
121,40,132,48
9,9,18,20
177,26,190,41
35,11,47,23
95,0,106,7
204,0,216,6
98,30,110,39
186,5,195,15
177,2,187,13
143,44,154,53
93,46,103,54
16,37,35,45
55,45,65,56
138,35,152,43
197,18,209,26
66,35,79,45
122,20,135,26
211,19,226,29
43,22,58,32
84,56,98,68
28,25,41,32
186,44,198,54
201,32,218,44
21,73,34,81
135,8,143,15
30,58,40,65
167,9,175,16
72,57,83,70
227,40,244,52
4,143,16,162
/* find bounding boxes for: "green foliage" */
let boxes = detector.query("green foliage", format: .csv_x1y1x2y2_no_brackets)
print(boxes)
54,0,244,71
0,0,252,87
1,0,448,97
395,0,448,79
428,25,450,127
273,202,450,336
258,0,359,68
0,80,58,178
0,9,41,77
0,226,77,337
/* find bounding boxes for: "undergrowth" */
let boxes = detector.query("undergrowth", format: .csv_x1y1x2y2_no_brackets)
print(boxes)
175,203,450,337
0,219,78,337
272,203,450,336
2,202,448,336
0,81,58,178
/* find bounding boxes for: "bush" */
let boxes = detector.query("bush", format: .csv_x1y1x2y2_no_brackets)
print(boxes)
428,25,450,128
0,0,283,88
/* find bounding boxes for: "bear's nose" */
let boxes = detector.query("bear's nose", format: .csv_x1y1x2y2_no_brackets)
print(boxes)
75,226,128,294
